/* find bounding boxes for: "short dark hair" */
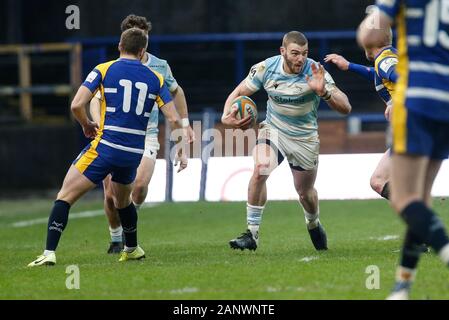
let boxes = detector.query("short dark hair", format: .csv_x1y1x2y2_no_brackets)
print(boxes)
119,28,148,56
120,14,152,33
282,31,308,47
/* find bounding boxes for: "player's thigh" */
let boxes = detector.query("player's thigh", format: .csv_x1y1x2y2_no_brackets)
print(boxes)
281,133,319,175
253,124,283,176
391,109,448,208
135,156,156,188
423,159,443,205
103,174,114,198
390,154,428,209
371,149,390,182
57,165,97,204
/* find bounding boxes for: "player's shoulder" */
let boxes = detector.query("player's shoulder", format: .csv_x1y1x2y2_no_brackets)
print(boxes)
263,55,283,69
94,60,119,76
375,47,398,64
375,47,398,74
145,67,165,87
145,53,170,70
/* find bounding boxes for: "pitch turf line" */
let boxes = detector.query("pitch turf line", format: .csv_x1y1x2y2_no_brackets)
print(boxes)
11,209,104,228
11,203,160,228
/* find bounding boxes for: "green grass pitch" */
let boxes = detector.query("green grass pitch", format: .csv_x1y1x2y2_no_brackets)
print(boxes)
1,198,448,299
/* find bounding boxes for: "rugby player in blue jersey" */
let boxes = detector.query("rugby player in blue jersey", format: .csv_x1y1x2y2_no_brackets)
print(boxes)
90,15,194,254
358,0,449,299
28,28,186,266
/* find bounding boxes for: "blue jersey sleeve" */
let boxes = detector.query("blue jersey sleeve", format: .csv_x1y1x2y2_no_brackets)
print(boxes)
377,57,398,83
82,69,102,93
348,63,376,81
156,82,173,108
376,0,401,20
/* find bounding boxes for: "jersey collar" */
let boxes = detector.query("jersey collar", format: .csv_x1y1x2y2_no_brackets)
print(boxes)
374,46,394,62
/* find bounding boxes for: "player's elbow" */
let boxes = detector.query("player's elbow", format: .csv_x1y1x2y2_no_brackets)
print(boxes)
340,102,352,115
70,100,83,113
165,112,180,127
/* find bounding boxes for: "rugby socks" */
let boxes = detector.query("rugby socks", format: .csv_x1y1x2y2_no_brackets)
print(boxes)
380,182,390,200
399,229,422,279
117,203,138,251
45,200,71,251
109,225,123,243
247,203,264,239
401,201,449,264
301,203,320,230
394,265,416,288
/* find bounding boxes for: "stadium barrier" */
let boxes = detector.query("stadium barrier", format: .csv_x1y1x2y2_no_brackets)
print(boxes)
144,154,449,202
0,43,82,122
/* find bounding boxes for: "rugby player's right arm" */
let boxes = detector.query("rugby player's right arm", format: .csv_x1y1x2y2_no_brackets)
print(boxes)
71,86,99,139
221,80,254,129
89,93,102,125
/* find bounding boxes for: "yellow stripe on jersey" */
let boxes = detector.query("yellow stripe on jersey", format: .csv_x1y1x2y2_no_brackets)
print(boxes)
152,69,164,88
392,5,409,154
76,60,118,173
149,69,168,108
92,60,117,143
156,96,165,108
74,140,101,174
375,49,397,96
96,60,117,80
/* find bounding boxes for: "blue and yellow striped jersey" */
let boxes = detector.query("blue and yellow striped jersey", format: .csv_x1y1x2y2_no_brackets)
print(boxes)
82,58,172,165
376,0,449,120
374,46,398,105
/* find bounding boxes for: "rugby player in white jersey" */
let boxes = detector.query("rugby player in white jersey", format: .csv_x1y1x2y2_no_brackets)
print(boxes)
222,31,352,251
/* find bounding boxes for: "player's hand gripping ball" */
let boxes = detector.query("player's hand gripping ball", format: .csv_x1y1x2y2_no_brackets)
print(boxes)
231,96,258,130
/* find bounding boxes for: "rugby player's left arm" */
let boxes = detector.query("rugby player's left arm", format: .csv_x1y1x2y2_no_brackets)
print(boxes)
159,83,188,173
171,85,195,143
323,86,352,115
307,63,352,115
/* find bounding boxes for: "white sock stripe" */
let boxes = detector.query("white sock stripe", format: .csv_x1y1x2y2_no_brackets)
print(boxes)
109,226,123,235
246,203,265,210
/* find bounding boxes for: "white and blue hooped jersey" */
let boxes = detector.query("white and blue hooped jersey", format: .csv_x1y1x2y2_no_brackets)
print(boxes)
82,58,172,167
377,0,449,120
245,55,336,138
143,53,179,136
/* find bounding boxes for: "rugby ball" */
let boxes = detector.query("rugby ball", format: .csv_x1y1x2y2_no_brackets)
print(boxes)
231,96,258,128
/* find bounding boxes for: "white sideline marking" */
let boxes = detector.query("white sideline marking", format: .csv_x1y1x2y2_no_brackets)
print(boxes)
299,256,319,263
370,235,400,241
168,287,199,294
12,203,159,228
12,210,104,228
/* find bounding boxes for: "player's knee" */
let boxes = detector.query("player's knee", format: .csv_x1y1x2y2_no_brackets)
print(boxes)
298,188,316,203
132,185,147,204
113,197,130,210
370,175,384,195
253,163,271,182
